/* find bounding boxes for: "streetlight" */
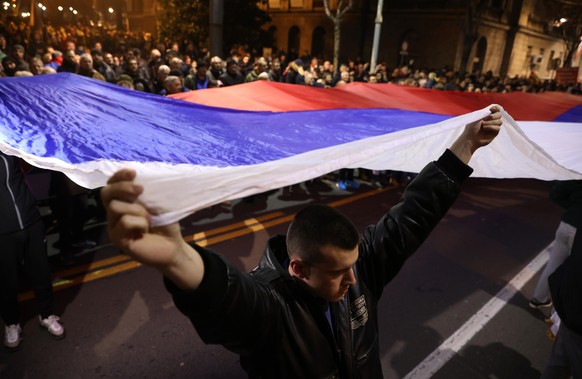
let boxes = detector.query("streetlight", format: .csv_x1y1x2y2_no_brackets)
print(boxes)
553,18,568,27
108,7,114,13
58,6,63,11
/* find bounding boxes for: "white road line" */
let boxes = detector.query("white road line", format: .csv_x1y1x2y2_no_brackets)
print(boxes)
404,244,551,379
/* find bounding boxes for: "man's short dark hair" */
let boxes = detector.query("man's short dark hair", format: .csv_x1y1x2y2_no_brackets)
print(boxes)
197,60,208,70
169,69,183,78
225,58,237,67
287,205,359,263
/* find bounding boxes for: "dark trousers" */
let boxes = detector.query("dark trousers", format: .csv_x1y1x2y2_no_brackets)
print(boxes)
541,324,582,379
339,169,354,181
0,220,54,325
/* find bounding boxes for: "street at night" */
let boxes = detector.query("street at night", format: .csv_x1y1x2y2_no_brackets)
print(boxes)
0,177,561,378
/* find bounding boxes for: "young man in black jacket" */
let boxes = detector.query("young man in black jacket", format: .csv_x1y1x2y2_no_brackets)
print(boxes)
102,107,502,378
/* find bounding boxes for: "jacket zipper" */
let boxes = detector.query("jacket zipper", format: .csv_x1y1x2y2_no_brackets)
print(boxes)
1,155,24,229
330,303,342,358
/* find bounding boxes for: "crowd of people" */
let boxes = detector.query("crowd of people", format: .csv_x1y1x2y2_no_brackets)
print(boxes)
2,18,582,95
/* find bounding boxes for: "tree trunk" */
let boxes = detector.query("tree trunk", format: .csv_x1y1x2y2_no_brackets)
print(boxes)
460,0,487,75
333,20,341,74
323,0,353,75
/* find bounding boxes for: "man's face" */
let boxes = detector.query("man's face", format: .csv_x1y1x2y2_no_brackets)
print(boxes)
197,66,207,78
300,245,358,302
65,51,76,63
31,60,43,74
80,56,93,70
128,59,139,72
166,78,182,94
158,72,168,81
227,63,239,74
104,54,114,65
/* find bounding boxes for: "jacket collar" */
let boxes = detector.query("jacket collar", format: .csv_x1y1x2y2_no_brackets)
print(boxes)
259,234,290,276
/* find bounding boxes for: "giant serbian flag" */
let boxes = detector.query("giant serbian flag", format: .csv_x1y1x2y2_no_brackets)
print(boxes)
1,73,581,225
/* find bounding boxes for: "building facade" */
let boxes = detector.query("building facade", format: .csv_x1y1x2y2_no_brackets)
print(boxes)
262,0,575,79
91,0,577,80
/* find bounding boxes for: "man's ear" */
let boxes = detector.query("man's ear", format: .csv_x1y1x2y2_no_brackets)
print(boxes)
289,259,310,279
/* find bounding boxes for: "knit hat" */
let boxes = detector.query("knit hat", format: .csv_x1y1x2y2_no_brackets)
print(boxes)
116,74,133,84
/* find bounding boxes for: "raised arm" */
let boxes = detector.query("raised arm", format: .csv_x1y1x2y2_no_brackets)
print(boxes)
101,169,204,290
358,106,503,297
449,105,502,164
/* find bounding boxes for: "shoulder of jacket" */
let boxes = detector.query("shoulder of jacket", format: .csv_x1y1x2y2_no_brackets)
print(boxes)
249,265,281,285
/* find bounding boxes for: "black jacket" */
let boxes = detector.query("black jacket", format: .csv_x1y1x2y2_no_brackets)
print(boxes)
165,150,473,378
0,152,41,235
550,180,582,228
549,227,582,336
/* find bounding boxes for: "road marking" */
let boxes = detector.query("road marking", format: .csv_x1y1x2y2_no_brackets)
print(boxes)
185,211,285,242
186,187,390,246
403,244,551,379
54,254,130,279
18,186,392,301
17,261,142,302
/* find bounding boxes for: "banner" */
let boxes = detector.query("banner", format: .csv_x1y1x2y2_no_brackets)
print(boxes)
1,73,580,225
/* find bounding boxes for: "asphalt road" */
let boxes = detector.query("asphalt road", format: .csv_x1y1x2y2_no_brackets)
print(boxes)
0,176,560,379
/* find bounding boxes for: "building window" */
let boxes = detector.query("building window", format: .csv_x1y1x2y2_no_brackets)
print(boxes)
397,29,419,67
268,26,278,51
269,0,281,9
311,26,325,58
288,26,300,57
290,0,304,8
133,0,144,12
473,37,487,73
490,0,504,9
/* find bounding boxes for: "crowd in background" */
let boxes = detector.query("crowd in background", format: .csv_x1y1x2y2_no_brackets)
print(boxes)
2,17,582,96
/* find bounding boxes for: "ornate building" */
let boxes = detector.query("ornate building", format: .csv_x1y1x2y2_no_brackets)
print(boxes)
50,0,576,80
261,0,575,79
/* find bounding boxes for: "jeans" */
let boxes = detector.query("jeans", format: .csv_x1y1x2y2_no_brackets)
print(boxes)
533,221,577,303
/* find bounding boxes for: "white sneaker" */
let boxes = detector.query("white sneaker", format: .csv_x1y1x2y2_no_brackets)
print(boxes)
39,315,65,339
4,324,22,349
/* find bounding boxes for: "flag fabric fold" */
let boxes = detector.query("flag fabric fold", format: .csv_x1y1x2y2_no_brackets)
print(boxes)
1,73,581,225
